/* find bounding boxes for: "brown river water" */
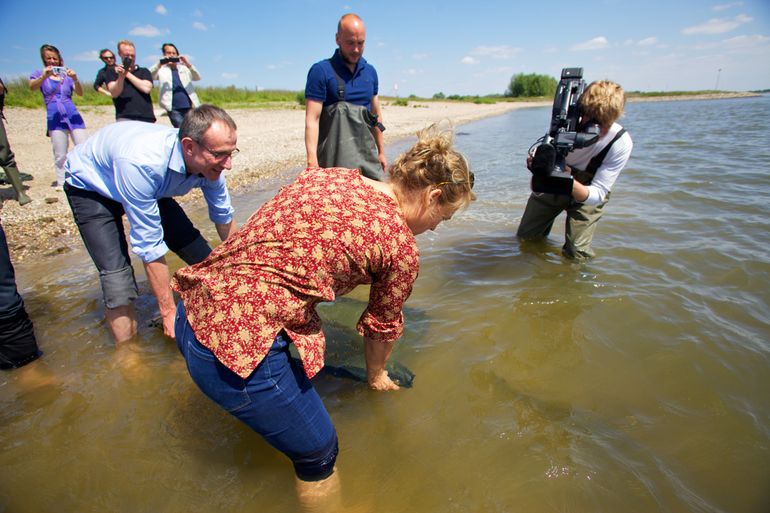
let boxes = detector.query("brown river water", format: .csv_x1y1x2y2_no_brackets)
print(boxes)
2,96,769,512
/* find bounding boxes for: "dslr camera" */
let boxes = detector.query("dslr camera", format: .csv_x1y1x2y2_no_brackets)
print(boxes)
121,56,134,69
160,56,180,65
528,67,600,195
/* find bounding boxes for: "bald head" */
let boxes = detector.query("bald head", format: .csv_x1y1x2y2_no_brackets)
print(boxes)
337,13,364,33
336,13,366,69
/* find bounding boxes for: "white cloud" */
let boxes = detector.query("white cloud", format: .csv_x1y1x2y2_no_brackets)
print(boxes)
72,50,101,62
637,37,658,46
155,4,167,15
193,22,208,31
469,45,521,59
713,2,743,11
722,34,770,48
222,72,238,80
570,36,609,51
682,14,752,35
461,56,479,65
129,24,169,37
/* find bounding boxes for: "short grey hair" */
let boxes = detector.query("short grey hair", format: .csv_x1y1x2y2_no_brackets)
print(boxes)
179,104,237,142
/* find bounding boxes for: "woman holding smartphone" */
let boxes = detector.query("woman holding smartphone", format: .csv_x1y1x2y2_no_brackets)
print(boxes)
28,44,87,190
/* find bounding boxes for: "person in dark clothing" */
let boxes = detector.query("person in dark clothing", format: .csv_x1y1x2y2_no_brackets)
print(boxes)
93,48,116,97
0,220,40,370
105,39,156,123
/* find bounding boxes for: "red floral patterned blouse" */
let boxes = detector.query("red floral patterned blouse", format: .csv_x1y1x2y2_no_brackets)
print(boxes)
171,167,420,379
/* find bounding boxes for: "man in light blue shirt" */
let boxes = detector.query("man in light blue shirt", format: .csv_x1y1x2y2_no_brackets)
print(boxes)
64,104,238,343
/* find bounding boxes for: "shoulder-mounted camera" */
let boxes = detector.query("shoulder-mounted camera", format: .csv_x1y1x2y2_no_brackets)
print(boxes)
528,67,600,195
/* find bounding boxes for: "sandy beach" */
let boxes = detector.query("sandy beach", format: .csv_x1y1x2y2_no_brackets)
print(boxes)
0,100,545,261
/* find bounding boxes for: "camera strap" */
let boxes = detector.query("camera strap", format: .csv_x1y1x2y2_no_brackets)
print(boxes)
575,128,626,185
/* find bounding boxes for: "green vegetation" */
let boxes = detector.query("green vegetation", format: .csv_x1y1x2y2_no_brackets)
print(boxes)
2,77,115,108
5,72,751,111
506,73,557,98
1,76,306,109
196,86,303,108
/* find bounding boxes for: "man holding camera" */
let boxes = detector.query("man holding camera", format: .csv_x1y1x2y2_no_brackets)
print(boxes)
105,39,156,123
149,43,201,128
304,13,386,180
517,80,633,260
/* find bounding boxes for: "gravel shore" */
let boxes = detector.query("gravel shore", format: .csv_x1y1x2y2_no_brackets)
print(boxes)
0,100,543,261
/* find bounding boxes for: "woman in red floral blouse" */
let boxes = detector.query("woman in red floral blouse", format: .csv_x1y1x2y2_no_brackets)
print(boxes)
171,124,475,508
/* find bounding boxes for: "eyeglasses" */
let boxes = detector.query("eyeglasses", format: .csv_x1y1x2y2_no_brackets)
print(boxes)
198,142,240,161
433,171,475,189
102,55,115,60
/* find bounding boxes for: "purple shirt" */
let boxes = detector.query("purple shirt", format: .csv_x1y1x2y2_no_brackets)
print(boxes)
29,70,86,133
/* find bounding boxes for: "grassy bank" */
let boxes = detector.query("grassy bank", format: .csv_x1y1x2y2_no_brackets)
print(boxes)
1,77,304,109
2,75,757,109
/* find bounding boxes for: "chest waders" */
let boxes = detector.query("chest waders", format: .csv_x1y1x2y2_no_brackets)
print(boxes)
317,61,385,181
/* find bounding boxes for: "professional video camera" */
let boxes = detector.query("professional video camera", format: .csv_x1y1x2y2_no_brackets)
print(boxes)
528,67,600,195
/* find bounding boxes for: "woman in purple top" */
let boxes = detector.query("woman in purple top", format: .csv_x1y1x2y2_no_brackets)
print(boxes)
29,44,87,189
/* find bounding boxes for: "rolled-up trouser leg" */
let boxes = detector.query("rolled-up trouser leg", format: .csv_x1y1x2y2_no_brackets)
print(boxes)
158,197,212,265
100,266,139,309
65,184,138,308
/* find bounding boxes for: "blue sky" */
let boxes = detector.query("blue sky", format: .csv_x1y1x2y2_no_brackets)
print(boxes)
2,0,768,96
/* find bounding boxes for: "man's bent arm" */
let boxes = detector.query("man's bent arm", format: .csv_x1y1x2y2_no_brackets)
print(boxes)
125,72,153,95
215,220,237,241
107,77,124,98
304,99,323,168
143,257,176,339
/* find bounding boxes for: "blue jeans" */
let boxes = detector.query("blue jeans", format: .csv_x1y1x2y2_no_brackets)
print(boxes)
175,301,338,481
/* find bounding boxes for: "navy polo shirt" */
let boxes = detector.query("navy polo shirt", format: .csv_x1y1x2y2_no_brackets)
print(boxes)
304,49,379,109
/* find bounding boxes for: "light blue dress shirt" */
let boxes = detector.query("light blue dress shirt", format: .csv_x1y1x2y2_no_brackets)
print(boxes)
65,121,234,263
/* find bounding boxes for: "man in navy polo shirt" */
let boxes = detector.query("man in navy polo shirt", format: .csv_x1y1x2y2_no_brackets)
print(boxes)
304,13,386,181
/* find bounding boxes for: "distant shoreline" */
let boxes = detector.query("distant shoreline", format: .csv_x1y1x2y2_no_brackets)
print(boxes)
626,91,761,102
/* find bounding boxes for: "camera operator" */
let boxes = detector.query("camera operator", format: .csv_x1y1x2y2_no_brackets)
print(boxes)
517,80,633,260
105,39,155,123
149,43,201,128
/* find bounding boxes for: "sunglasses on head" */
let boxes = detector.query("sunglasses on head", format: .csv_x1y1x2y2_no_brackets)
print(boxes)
434,171,475,189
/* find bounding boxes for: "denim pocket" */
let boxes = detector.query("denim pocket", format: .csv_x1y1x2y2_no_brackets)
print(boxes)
185,339,252,413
